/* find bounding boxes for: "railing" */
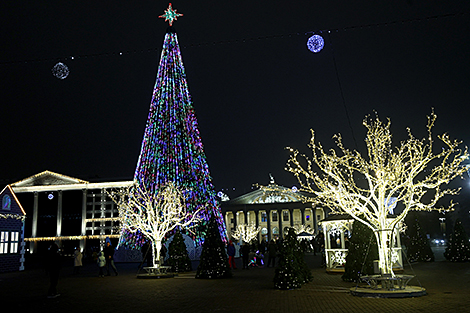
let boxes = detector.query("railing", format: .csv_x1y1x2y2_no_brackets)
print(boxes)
360,274,415,290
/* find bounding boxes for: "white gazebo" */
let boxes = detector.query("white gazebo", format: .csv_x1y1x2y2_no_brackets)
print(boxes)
320,214,404,274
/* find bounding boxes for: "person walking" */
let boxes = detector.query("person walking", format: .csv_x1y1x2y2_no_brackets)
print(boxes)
104,241,118,276
97,251,106,277
241,242,250,269
73,248,83,274
227,240,237,269
267,239,277,267
45,243,62,298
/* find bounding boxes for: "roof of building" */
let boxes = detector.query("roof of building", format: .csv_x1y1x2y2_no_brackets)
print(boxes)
223,176,313,205
10,170,133,193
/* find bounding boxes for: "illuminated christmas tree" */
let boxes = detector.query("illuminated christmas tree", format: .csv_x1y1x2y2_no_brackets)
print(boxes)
444,219,470,262
273,228,312,289
405,213,434,262
167,230,192,272
342,219,379,282
120,4,226,248
196,215,232,279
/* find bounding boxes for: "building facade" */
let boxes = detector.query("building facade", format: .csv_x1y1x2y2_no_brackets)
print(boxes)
0,185,26,273
220,178,325,243
10,171,133,255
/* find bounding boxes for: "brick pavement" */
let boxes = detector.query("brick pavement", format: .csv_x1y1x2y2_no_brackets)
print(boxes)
1,253,470,313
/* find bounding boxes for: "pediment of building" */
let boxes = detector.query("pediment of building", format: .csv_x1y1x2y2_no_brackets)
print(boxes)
227,182,309,205
10,170,88,187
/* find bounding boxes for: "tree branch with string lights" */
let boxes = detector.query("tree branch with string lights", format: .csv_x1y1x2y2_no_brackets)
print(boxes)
286,111,468,276
109,182,202,268
231,223,261,243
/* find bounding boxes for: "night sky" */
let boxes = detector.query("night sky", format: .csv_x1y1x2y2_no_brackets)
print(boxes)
1,1,470,201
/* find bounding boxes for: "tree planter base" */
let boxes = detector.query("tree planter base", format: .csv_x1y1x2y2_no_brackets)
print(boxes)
137,273,175,279
350,285,426,298
137,266,175,279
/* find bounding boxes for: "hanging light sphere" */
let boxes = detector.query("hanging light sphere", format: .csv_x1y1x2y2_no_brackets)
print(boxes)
307,34,324,53
52,62,69,79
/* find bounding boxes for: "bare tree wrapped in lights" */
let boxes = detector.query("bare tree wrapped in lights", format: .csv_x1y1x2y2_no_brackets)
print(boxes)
109,182,202,268
231,223,261,243
286,111,468,276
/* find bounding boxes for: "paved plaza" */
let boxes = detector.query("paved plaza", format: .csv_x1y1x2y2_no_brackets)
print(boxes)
2,252,470,313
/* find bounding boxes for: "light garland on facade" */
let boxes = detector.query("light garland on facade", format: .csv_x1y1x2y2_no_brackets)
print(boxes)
25,234,120,242
85,217,122,223
293,224,314,235
0,213,25,221
253,181,308,204
286,111,468,276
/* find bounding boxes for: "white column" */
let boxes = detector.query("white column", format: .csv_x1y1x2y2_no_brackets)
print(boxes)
31,192,38,253
81,189,87,251
56,190,63,237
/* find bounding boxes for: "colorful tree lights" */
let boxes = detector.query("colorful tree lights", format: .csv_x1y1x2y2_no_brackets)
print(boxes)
286,111,468,276
123,16,226,248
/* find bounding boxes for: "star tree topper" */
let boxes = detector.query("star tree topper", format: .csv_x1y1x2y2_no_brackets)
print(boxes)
159,3,183,26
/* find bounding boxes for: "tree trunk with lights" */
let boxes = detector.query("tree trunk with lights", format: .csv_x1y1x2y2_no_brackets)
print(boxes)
287,111,468,277
375,229,393,274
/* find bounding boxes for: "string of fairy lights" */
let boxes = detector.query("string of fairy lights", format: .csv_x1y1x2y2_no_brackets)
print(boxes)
0,11,465,68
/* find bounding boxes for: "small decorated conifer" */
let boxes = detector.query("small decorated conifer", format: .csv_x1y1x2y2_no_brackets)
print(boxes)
342,220,379,282
274,228,312,289
167,230,192,272
406,213,434,262
444,219,470,262
196,215,232,279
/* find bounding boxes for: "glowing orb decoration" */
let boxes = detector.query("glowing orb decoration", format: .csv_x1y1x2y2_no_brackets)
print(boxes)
307,34,324,53
48,193,54,200
52,62,69,79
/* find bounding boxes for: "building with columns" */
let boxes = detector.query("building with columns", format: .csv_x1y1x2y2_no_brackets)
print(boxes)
10,171,133,254
220,178,326,243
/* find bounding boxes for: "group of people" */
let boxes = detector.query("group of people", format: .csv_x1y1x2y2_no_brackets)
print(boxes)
45,241,118,298
97,241,118,277
226,239,279,270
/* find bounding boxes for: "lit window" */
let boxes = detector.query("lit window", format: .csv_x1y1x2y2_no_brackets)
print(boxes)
10,232,19,253
306,215,310,221
283,211,289,222
272,211,278,222
0,231,19,254
2,195,11,210
0,231,8,254
261,212,267,222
